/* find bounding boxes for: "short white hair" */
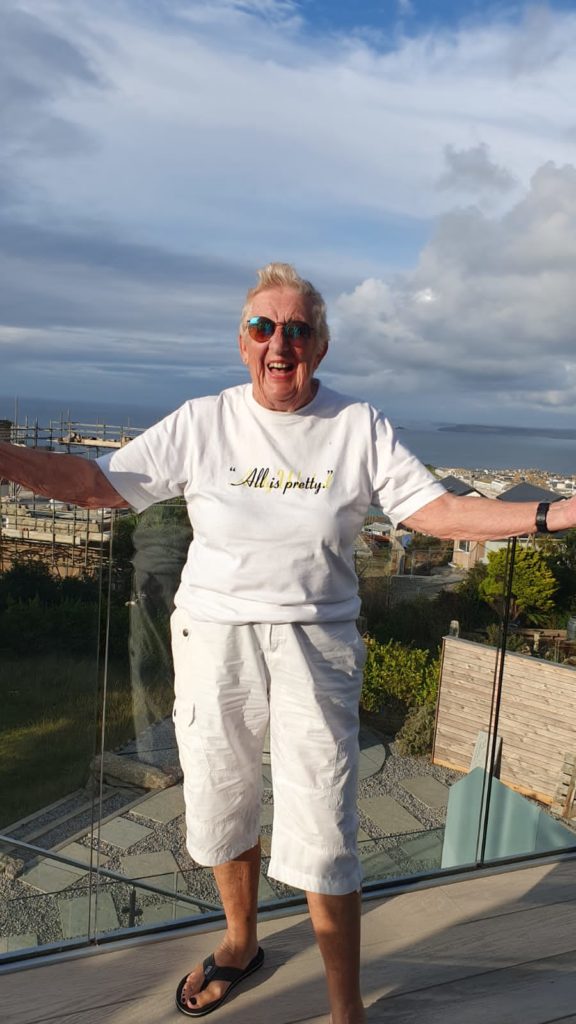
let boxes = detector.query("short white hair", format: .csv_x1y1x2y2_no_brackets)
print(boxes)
240,262,329,350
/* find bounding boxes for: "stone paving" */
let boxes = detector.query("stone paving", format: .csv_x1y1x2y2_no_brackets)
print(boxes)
2,721,460,954
358,794,423,835
400,775,449,808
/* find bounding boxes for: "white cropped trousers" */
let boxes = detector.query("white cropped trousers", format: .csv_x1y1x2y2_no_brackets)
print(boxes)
170,612,366,895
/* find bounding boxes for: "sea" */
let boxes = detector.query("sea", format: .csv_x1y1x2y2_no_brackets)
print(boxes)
2,394,576,476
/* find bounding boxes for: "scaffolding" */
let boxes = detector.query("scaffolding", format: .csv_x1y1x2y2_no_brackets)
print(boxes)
0,416,142,576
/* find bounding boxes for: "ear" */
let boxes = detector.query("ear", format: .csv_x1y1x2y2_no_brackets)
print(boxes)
238,332,249,365
313,340,328,370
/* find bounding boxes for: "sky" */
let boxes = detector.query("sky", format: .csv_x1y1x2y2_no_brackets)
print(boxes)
2,0,576,426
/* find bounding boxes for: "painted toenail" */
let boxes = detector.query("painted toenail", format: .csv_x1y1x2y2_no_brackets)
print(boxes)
190,998,197,1005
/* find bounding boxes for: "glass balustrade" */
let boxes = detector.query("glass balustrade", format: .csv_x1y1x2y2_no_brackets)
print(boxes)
480,535,576,866
2,471,576,966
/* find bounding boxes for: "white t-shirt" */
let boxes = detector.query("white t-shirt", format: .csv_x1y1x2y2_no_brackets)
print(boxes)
97,383,445,623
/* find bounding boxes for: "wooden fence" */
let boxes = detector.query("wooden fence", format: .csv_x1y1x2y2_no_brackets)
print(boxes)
433,636,576,805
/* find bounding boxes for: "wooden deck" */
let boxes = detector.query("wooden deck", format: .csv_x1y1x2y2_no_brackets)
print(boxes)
3,857,576,1024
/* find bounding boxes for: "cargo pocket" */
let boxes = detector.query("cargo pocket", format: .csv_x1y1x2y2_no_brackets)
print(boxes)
172,698,213,775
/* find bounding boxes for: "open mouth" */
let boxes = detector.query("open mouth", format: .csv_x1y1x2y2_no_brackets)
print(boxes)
267,361,295,375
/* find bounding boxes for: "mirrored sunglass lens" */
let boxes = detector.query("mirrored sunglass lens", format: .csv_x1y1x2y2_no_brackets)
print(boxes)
284,322,311,340
248,317,274,339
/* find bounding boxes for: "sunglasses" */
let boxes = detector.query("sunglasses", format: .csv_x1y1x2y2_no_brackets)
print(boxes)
245,316,314,344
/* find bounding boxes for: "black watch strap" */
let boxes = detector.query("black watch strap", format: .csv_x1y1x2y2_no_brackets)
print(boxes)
535,501,550,533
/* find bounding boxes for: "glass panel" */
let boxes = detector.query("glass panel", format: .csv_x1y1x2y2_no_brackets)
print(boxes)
0,412,118,849
0,415,134,956
0,516,106,832
481,535,576,863
0,838,209,960
357,514,511,883
92,502,220,917
360,828,445,883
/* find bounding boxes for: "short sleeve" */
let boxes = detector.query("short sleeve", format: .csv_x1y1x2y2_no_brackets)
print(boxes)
371,414,446,525
96,405,191,512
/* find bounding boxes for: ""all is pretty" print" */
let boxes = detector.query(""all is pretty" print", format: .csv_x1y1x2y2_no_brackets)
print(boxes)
230,467,334,495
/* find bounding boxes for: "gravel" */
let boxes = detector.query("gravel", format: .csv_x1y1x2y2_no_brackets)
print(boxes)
1,721,570,955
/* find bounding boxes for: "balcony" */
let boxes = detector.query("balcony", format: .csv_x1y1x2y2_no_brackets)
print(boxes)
3,857,576,1023
1,481,576,1023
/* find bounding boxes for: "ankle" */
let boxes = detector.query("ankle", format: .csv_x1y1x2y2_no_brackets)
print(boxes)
218,933,259,960
329,998,365,1024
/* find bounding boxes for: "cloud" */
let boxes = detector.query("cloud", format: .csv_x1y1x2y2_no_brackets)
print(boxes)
331,162,576,421
437,143,517,195
397,0,415,17
507,4,565,76
0,6,102,170
2,0,576,421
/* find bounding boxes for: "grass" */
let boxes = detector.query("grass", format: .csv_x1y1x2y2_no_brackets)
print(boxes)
0,653,174,830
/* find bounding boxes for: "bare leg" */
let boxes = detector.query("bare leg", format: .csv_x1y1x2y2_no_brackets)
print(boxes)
179,841,261,1012
306,890,365,1024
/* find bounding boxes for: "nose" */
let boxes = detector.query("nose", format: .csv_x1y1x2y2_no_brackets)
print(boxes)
267,324,291,351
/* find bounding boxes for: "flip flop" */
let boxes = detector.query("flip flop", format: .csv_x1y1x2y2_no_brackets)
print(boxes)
175,946,265,1017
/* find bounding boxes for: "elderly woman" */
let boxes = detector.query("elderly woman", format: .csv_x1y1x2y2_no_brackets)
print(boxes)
1,263,574,1024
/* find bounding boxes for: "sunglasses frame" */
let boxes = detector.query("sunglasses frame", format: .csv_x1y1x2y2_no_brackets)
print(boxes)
244,316,314,344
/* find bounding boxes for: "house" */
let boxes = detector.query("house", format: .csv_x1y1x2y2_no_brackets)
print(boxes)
441,476,487,570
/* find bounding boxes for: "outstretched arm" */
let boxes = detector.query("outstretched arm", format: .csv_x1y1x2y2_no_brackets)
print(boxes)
403,490,576,540
0,441,130,510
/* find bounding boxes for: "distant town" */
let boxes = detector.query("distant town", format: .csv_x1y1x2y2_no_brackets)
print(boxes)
433,465,576,499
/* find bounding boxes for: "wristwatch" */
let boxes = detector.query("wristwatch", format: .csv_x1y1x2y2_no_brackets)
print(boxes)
535,501,550,534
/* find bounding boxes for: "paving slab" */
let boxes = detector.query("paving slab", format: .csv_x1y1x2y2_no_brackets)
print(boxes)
261,767,273,788
400,776,450,809
20,860,87,894
358,752,383,781
359,847,400,882
119,850,184,891
397,827,440,868
138,900,203,926
58,891,119,939
399,830,444,867
258,873,277,901
0,933,38,953
260,834,272,856
54,842,98,867
98,818,152,849
130,785,184,824
358,795,423,836
259,803,274,828
359,729,386,761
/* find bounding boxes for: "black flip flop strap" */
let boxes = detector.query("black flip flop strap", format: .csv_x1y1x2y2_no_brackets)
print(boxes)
200,956,246,988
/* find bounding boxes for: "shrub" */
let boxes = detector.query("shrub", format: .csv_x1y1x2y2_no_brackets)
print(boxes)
360,636,440,714
395,703,436,756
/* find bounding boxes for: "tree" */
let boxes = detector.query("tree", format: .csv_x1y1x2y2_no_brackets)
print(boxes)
478,547,557,625
541,529,576,615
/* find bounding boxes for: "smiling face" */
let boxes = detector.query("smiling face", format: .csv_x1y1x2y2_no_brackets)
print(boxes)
238,287,328,412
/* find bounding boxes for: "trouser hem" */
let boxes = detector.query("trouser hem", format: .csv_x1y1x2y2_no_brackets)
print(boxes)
267,856,364,896
185,832,260,868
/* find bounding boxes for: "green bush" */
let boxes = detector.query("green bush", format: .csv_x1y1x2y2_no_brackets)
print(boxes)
360,636,440,714
395,703,436,756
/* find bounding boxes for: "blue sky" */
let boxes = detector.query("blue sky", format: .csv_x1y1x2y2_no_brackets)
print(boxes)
2,0,576,426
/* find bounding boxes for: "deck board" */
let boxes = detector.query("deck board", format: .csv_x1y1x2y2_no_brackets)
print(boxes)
3,858,576,1024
